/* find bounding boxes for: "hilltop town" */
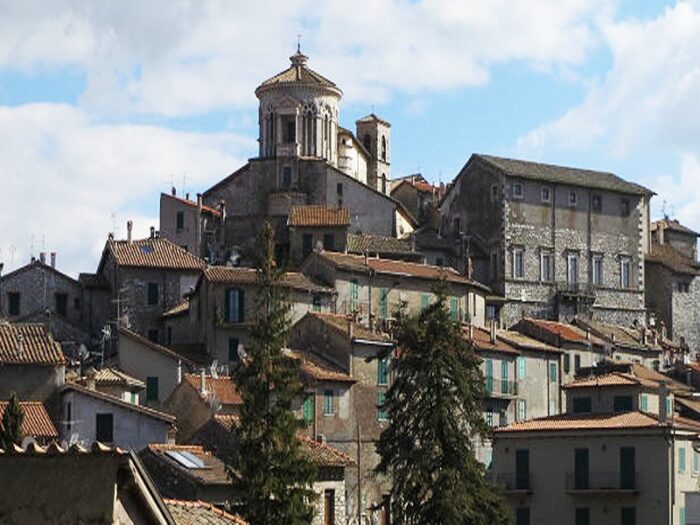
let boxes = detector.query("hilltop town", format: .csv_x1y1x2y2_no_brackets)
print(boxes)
2,50,700,525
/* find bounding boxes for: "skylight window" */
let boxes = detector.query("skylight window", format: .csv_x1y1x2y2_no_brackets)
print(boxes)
140,245,155,254
165,450,207,469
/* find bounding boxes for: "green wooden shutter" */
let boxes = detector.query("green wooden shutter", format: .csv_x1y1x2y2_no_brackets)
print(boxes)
421,294,429,311
146,377,159,401
501,361,508,394
450,297,458,320
377,391,387,421
378,358,388,385
485,359,493,393
380,288,388,319
303,395,313,423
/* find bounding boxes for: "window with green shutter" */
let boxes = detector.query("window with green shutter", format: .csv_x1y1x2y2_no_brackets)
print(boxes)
450,297,458,321
680,447,687,472
563,354,570,373
485,359,493,394
501,361,509,394
378,357,388,385
549,362,557,383
680,507,686,525
323,390,334,416
146,377,159,401
693,451,699,475
517,357,526,380
421,294,429,311
302,395,314,423
377,391,387,421
640,394,648,411
350,280,359,311
380,288,389,319
517,399,527,422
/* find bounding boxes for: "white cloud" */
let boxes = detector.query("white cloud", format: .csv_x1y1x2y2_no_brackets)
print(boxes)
516,1,700,229
0,103,253,277
0,0,609,116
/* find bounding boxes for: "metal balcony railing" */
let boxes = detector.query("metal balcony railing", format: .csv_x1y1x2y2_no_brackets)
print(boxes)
556,281,597,299
484,377,518,397
486,472,532,492
565,471,637,492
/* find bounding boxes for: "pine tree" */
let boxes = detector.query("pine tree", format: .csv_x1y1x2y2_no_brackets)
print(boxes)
375,283,509,524
227,223,317,525
0,392,25,450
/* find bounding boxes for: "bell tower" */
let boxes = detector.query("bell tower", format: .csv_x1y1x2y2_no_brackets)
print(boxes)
356,114,391,194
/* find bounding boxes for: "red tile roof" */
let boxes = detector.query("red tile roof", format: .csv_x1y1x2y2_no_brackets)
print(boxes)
203,267,331,293
147,444,230,485
106,238,207,270
462,325,520,355
496,329,562,354
184,374,242,406
314,251,489,290
0,322,65,365
161,193,223,217
298,435,355,467
0,401,58,439
496,411,666,433
646,244,700,275
165,499,248,525
288,205,350,227
91,368,145,389
286,349,355,383
562,372,640,389
306,312,392,344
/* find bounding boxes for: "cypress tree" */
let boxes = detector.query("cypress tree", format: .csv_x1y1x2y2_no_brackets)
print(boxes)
0,392,25,450
227,223,317,524
375,283,508,524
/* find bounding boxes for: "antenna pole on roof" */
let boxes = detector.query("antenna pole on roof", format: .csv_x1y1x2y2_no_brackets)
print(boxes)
297,33,301,53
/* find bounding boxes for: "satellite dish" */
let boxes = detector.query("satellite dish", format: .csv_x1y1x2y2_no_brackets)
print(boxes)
237,343,247,361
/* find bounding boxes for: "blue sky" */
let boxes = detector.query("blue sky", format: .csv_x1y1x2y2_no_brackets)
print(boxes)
1,0,698,277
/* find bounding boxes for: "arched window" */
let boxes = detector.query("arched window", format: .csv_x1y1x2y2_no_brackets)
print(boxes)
381,136,387,161
363,134,372,154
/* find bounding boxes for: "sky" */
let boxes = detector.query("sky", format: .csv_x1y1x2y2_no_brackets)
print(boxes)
1,0,699,277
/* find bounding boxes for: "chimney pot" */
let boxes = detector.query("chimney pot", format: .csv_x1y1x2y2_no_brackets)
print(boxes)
50,252,56,269
171,186,176,196
39,252,46,264
127,221,133,244
197,193,203,212
150,226,155,239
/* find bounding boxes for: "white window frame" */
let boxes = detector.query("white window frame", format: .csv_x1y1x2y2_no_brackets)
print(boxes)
591,254,604,287
567,253,579,287
513,183,523,200
541,186,551,203
620,257,631,289
512,247,525,280
540,250,554,282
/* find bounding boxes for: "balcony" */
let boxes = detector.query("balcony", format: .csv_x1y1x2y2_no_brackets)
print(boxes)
565,471,638,495
556,282,597,300
487,472,532,494
484,377,518,398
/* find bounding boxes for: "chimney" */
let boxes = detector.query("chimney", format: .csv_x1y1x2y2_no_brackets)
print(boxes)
197,193,203,212
199,368,207,395
150,226,155,239
490,320,497,344
50,252,56,269
171,186,176,196
586,329,591,342
39,252,46,265
186,192,190,201
127,221,133,244
86,368,96,391
108,232,114,241
177,360,182,384
17,334,24,355
659,380,668,423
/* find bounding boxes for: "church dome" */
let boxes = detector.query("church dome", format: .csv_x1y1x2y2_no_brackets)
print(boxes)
255,50,342,98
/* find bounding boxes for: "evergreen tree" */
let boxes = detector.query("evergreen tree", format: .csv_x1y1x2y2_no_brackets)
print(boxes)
0,392,25,450
375,283,509,524
227,223,317,525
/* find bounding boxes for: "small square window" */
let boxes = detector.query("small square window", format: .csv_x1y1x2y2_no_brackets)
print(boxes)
541,187,551,203
513,183,523,199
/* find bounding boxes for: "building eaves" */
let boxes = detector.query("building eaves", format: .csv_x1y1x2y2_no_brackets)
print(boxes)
0,322,66,366
160,192,222,217
288,205,351,227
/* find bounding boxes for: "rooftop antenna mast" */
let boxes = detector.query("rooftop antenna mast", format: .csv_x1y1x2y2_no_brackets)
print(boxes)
661,200,667,218
297,33,302,53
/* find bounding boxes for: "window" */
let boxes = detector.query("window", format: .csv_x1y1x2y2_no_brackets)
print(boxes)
147,282,159,306
453,217,461,237
564,354,571,374
147,329,159,343
302,395,313,423
484,449,493,469
379,288,389,319
640,394,648,411
501,361,509,394
680,446,686,472
620,257,632,289
312,294,322,313
225,288,245,323
515,508,530,525
349,280,359,312
541,186,551,203
567,253,579,287
486,305,497,321
573,397,592,413
282,166,292,188
513,247,524,279
678,282,691,293
517,399,527,422
322,233,335,251
324,489,336,525
574,448,589,490
517,356,526,380
8,292,20,316
620,447,636,490
621,508,636,525
667,398,672,416
515,449,530,490
323,390,334,416
421,294,430,311
95,413,114,443
513,183,523,199
485,359,494,394
377,391,388,421
363,134,372,153
55,293,68,317
540,250,554,282
228,337,240,362
450,297,459,321
283,117,295,143
590,254,603,287
485,407,493,427
549,362,557,383
591,194,602,213
146,377,159,402
621,198,631,217
381,136,387,161
693,450,699,476
575,508,590,525
176,211,184,231
302,233,313,259
436,257,444,267
614,395,633,412
336,182,343,195
378,357,389,385
569,191,578,207
130,392,138,404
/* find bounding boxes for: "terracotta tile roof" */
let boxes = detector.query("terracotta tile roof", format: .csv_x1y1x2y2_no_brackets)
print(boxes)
106,237,207,270
118,328,208,367
314,251,489,291
92,368,145,389
0,401,58,439
646,244,700,275
496,329,562,354
515,318,606,347
0,322,65,365
562,372,641,389
630,362,691,393
496,411,666,434
475,154,652,196
346,233,416,256
161,192,223,217
0,441,125,455
307,312,392,344
162,300,190,318
256,52,340,94
285,349,355,383
575,317,661,352
462,325,520,355
146,444,230,485
299,435,355,467
165,499,248,525
60,383,176,424
184,374,242,406
288,205,350,227
651,218,700,237
203,267,332,293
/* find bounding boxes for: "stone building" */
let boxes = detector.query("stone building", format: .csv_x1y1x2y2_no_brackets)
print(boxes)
288,312,394,522
86,226,206,343
201,49,415,267
439,154,654,327
390,176,444,226
287,205,350,267
159,189,225,260
646,218,700,356
0,255,86,344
